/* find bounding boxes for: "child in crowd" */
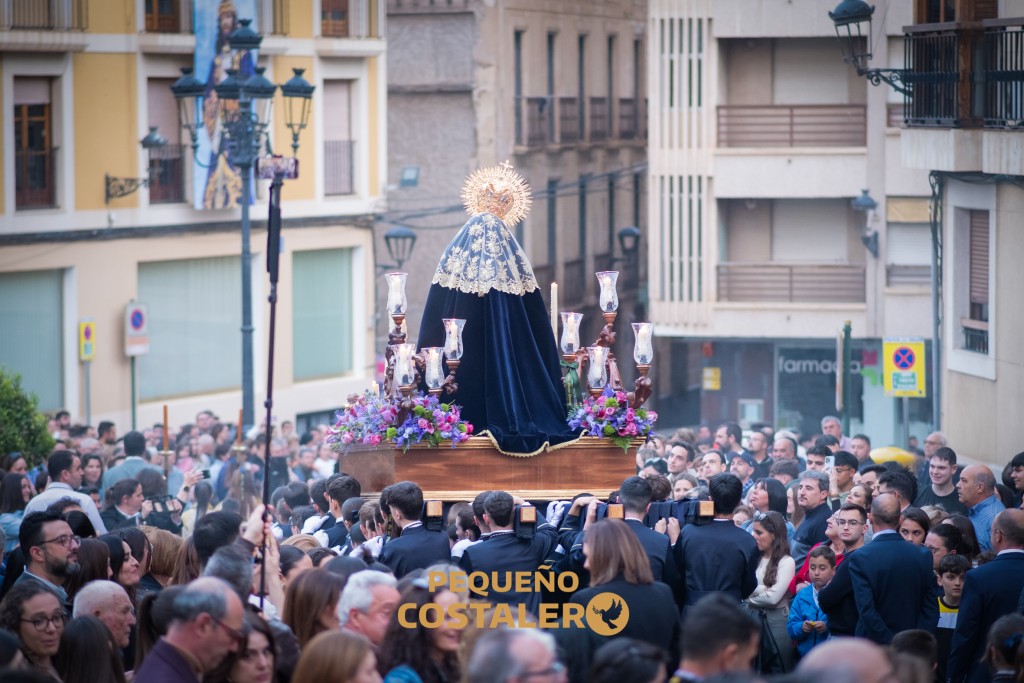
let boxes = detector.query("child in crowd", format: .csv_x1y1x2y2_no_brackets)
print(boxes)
787,545,835,658
935,554,971,683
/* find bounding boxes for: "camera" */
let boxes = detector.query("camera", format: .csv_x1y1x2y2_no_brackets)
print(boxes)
423,500,444,532
595,502,625,520
642,499,715,528
200,469,212,479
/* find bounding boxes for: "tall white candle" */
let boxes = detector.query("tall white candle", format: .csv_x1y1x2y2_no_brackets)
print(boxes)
550,282,559,343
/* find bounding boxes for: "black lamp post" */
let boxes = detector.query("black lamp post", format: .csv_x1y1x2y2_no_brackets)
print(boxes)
171,19,314,432
829,0,910,94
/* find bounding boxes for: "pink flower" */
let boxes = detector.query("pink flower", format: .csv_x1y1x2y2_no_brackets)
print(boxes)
626,408,636,421
417,418,430,430
615,391,628,402
368,434,381,445
341,433,353,444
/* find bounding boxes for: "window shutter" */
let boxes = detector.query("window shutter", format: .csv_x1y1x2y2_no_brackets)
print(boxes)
969,209,989,306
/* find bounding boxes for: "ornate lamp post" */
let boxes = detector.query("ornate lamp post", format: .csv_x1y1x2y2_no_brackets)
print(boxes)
171,20,314,431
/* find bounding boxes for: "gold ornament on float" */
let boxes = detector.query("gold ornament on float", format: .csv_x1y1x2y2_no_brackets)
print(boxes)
461,161,532,226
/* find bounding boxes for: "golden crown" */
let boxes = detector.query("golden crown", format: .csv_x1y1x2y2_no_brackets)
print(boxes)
461,161,532,226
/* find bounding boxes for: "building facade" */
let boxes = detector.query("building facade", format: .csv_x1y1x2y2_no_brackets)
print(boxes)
383,0,647,363
646,0,936,443
0,0,387,433
898,0,1024,461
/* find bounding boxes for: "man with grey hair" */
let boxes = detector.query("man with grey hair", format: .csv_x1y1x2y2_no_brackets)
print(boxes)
466,628,565,683
820,416,851,451
957,464,1006,552
134,577,245,683
338,569,400,648
72,580,136,649
790,470,832,565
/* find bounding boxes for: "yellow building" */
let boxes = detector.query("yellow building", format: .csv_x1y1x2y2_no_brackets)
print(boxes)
0,0,387,433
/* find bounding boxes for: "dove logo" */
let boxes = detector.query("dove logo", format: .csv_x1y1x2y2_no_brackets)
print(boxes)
585,592,629,636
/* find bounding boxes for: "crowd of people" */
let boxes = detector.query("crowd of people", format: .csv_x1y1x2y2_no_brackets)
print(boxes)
0,410,1022,683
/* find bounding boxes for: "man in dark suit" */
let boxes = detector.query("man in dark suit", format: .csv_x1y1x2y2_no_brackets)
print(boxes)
133,577,245,683
676,473,759,611
379,481,451,578
846,492,938,644
459,490,559,615
818,503,869,636
619,476,679,586
948,508,1024,683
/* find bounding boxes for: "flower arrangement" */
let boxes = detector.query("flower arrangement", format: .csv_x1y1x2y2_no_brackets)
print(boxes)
566,385,658,451
326,391,473,453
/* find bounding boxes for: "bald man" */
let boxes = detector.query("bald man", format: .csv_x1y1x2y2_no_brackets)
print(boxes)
798,638,896,683
845,493,938,644
948,509,1024,683
956,464,1006,552
73,580,137,649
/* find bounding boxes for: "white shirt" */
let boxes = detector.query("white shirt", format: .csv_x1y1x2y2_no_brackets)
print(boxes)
24,482,108,535
747,555,796,608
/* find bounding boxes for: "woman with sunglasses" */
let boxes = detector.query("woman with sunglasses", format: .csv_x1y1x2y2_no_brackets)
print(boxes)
746,510,795,674
0,581,65,680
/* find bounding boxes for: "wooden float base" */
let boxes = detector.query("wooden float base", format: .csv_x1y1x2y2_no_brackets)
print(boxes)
338,435,638,501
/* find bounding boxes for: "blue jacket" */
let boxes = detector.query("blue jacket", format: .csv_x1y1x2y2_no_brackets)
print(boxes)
787,584,829,657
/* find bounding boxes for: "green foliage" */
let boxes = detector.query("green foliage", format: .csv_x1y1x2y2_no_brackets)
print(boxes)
0,368,55,468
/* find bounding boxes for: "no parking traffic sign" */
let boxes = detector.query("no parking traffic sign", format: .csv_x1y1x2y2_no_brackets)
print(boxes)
883,338,926,398
125,303,150,357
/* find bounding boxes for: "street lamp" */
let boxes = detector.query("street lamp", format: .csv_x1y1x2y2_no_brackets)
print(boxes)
171,18,314,432
828,0,909,94
851,188,879,258
104,127,167,204
378,226,418,272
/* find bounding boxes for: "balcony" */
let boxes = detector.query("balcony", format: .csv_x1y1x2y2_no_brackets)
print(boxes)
903,18,1024,128
717,262,865,303
520,96,551,146
321,0,385,38
619,98,638,139
717,105,867,147
148,145,185,204
559,97,580,143
961,318,989,354
325,140,355,195
590,97,609,142
15,147,57,209
1,0,86,30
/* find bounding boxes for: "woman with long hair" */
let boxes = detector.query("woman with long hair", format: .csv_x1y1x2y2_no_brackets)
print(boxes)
101,478,144,532
846,483,872,510
63,538,112,601
119,526,155,602
571,517,679,655
378,582,462,683
81,454,105,496
744,478,795,539
747,510,796,674
170,537,202,585
278,545,314,592
140,525,183,589
0,472,33,555
282,568,345,649
54,615,127,683
221,463,260,519
942,514,981,564
983,614,1024,682
98,534,141,602
293,630,380,683
899,507,931,546
206,614,277,683
136,469,184,535
0,453,29,475
0,581,65,680
134,584,183,670
180,480,214,539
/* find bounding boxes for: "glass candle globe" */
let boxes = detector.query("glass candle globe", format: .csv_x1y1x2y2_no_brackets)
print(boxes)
596,271,619,313
560,312,584,355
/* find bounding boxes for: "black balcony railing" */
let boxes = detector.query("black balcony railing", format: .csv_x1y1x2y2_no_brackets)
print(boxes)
962,318,989,353
619,98,638,139
980,20,1024,127
904,24,963,126
559,97,580,143
325,140,355,195
590,97,609,141
2,0,86,29
523,96,551,146
148,145,185,204
15,147,56,209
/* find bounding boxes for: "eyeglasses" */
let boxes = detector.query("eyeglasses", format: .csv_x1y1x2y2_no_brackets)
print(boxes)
212,617,247,642
21,613,66,632
522,662,566,678
834,519,862,527
834,466,855,474
37,534,80,549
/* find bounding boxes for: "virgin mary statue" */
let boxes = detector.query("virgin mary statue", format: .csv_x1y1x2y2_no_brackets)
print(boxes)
416,163,579,455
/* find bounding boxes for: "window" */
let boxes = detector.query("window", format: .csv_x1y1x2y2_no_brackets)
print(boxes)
964,209,989,353
147,78,185,204
0,270,63,412
547,33,556,138
514,30,524,145
137,256,242,400
324,80,354,195
292,249,353,380
14,78,55,209
145,0,180,32
886,223,931,286
322,0,350,37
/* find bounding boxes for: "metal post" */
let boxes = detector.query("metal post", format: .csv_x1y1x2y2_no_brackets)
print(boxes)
902,396,910,450
240,159,254,433
130,357,137,430
84,361,91,427
842,321,852,434
929,173,943,430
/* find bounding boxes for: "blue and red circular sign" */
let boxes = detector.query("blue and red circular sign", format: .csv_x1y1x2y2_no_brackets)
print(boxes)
893,346,915,370
130,309,145,331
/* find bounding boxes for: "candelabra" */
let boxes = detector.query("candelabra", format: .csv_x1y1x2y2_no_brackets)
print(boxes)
557,271,655,409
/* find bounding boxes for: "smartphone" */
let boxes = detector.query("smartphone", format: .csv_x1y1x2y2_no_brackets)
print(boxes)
200,469,211,479
824,455,835,470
